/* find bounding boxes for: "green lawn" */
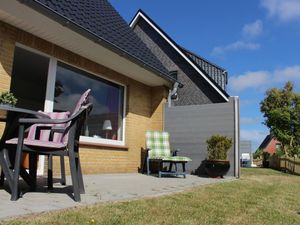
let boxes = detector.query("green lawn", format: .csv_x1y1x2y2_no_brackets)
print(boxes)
3,168,300,225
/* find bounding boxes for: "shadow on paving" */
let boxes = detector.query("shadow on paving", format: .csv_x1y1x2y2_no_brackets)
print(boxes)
0,173,236,220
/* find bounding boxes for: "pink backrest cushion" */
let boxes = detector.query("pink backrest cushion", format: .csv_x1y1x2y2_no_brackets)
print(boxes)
71,89,91,116
26,89,91,144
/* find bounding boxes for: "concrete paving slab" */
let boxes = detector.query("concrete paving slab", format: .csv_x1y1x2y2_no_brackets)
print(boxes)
0,173,236,220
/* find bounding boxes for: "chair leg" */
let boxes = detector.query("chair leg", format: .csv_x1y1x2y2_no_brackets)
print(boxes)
60,155,66,185
147,157,151,175
47,155,53,190
11,125,25,201
0,169,4,186
142,151,148,174
168,162,173,172
68,150,81,202
29,153,37,191
182,163,186,178
159,161,163,178
76,155,85,194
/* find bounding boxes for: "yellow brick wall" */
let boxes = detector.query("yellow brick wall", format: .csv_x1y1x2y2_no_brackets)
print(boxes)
0,21,168,175
0,22,16,134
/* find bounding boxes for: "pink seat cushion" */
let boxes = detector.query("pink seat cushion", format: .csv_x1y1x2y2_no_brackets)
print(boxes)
6,138,66,149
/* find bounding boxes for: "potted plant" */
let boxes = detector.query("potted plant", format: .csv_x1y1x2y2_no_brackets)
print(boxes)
204,135,232,178
0,91,18,106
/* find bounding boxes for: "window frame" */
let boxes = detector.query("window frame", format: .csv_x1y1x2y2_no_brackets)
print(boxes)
16,43,127,147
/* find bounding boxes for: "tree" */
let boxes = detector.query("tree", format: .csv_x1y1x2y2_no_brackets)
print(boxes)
260,82,300,156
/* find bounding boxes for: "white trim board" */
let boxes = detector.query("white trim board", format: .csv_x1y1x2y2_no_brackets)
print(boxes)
130,11,229,102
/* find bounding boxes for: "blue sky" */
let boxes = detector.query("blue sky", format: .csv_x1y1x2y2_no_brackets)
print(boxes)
109,0,300,151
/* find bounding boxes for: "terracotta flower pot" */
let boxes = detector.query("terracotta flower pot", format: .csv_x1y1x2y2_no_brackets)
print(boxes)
204,160,230,178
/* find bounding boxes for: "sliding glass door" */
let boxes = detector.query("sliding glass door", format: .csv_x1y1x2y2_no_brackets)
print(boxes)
10,46,49,111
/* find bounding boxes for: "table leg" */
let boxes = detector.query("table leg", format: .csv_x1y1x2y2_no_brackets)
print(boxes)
11,125,25,201
0,149,14,190
0,170,4,186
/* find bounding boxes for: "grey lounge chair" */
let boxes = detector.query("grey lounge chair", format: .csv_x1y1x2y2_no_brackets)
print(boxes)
145,131,191,178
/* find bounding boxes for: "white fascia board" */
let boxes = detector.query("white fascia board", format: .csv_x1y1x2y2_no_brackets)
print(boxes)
0,1,171,87
130,12,229,102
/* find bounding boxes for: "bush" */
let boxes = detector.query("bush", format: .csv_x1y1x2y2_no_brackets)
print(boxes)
253,148,263,159
0,91,17,106
206,135,232,160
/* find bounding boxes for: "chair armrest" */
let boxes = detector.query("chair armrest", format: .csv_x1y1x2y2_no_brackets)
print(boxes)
172,149,180,156
145,148,151,159
19,117,70,125
50,127,66,133
18,103,93,125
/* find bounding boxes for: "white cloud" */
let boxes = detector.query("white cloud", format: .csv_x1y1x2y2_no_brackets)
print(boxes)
261,0,300,22
240,129,269,150
211,19,263,56
240,99,258,107
229,71,270,92
229,65,300,92
55,94,109,115
242,20,263,38
241,117,261,125
211,41,260,56
274,65,300,82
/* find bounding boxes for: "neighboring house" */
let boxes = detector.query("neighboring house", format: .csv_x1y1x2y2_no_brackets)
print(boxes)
130,10,240,177
259,135,281,155
0,0,180,175
130,10,230,106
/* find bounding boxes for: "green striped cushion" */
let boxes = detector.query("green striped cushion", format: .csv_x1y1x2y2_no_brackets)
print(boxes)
146,131,171,159
162,156,192,162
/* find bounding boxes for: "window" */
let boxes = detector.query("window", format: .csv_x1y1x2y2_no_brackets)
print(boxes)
54,62,125,143
11,45,126,145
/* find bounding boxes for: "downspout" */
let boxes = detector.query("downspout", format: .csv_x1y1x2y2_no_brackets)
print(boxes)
168,82,179,107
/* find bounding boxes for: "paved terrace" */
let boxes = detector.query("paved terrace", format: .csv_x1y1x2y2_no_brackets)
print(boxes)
0,173,236,220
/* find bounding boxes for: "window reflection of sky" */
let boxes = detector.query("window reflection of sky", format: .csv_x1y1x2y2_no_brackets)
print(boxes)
54,62,124,116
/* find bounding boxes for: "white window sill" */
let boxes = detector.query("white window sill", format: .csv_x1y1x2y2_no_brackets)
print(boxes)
79,136,128,149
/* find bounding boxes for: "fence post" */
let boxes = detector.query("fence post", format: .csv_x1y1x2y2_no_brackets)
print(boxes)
285,156,287,173
231,96,240,178
294,155,296,174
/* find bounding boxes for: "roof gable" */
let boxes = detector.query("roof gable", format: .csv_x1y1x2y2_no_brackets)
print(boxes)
258,134,272,149
130,10,229,102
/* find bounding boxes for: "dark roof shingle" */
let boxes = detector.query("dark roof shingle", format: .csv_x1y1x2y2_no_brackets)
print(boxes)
182,48,228,91
26,0,172,81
